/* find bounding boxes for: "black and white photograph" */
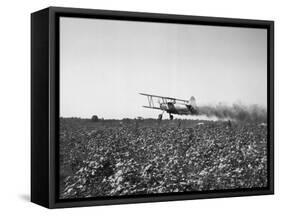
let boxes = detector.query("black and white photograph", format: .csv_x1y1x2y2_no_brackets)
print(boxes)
59,17,268,199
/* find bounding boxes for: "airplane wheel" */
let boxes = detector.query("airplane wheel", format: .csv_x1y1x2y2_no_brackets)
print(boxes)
169,114,174,120
158,114,163,120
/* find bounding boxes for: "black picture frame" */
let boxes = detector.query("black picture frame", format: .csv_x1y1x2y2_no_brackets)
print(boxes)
31,6,274,209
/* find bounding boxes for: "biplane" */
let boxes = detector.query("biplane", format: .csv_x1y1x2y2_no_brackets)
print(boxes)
140,93,198,120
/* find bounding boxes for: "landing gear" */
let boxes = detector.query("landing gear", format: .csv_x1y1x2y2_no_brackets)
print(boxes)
169,114,174,120
158,110,165,121
157,112,174,120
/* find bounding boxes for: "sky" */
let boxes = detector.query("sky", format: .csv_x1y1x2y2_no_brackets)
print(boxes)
60,17,267,119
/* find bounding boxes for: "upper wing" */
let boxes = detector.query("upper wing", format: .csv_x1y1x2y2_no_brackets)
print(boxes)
142,106,162,110
139,93,190,104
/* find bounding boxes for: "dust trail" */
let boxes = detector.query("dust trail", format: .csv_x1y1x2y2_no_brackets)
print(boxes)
198,103,267,122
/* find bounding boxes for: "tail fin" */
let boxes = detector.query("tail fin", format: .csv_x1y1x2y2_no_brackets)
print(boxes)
190,96,196,107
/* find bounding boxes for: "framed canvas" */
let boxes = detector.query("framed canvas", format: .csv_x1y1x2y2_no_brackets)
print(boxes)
31,6,274,208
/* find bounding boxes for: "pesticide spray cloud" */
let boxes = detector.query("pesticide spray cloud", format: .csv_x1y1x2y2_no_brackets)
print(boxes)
197,103,267,122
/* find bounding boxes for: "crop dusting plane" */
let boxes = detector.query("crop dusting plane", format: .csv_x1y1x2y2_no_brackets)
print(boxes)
140,93,198,120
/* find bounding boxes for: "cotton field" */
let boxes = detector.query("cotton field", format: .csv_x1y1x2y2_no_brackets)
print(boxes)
59,118,267,199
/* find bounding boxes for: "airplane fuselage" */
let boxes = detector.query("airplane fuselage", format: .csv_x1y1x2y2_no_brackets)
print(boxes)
160,102,197,115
